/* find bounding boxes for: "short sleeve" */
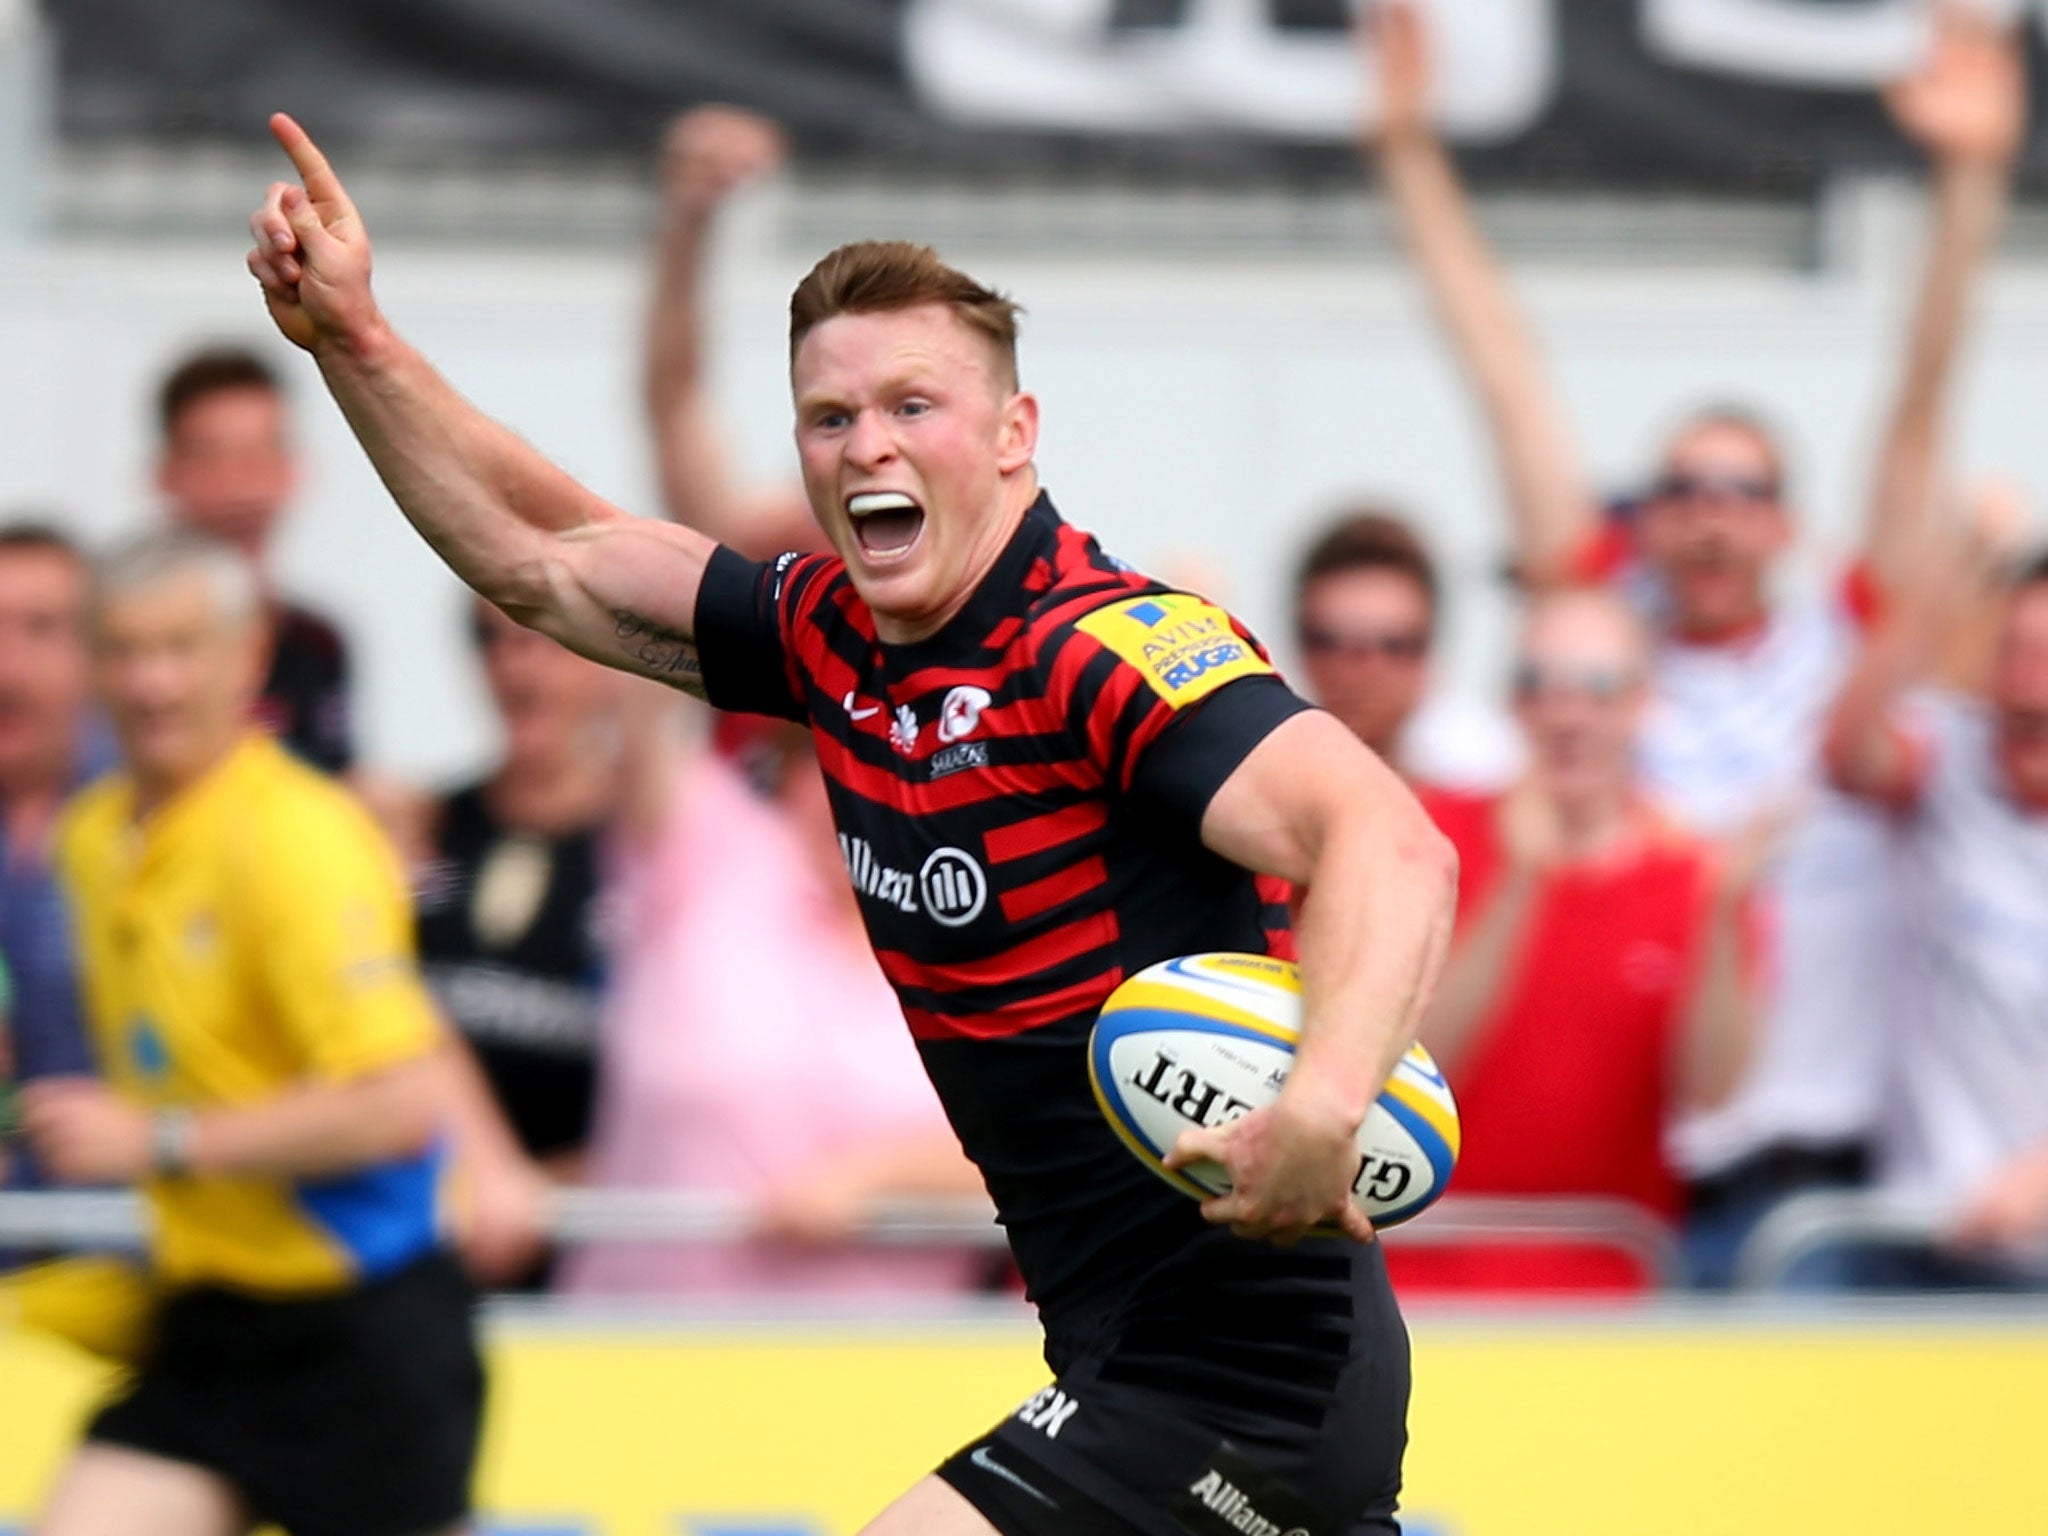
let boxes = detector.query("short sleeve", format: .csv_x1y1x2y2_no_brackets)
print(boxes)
253,795,441,1082
1050,590,1312,837
691,545,821,723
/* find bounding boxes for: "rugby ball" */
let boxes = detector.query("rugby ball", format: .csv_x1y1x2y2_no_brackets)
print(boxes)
1088,952,1459,1230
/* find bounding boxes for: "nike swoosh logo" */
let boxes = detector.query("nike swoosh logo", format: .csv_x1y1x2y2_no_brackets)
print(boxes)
842,690,880,721
969,1446,1057,1509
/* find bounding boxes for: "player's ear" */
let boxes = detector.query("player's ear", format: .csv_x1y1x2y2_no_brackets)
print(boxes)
997,390,1039,476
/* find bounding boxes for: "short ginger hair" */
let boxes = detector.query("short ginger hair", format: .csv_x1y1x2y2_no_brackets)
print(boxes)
789,241,1023,390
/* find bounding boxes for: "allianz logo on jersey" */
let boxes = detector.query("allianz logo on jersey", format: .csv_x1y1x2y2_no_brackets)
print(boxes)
1184,1471,1308,1536
839,836,987,927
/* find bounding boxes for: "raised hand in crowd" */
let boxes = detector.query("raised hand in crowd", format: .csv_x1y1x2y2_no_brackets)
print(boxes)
647,106,813,553
1883,3,2027,169
1866,6,2027,595
1361,0,1593,591
1367,0,1429,145
1827,480,2031,802
660,105,787,223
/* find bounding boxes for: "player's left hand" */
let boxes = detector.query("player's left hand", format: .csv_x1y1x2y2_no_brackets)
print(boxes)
19,1079,153,1185
1167,1084,1374,1246
1947,1142,2048,1256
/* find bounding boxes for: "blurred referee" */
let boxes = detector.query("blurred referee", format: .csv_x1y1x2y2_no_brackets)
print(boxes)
22,530,480,1536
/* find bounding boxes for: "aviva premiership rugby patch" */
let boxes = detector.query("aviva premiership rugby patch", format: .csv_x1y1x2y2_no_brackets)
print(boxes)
1076,594,1272,708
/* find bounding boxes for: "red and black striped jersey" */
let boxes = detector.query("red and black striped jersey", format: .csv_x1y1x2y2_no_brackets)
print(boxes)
694,492,1314,1340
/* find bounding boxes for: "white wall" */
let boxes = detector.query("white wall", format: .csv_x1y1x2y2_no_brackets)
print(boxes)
3,181,2045,783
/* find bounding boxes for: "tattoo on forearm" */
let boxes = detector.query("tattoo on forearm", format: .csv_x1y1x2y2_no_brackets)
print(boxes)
612,609,705,687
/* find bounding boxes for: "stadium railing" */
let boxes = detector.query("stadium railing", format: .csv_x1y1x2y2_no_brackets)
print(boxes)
0,1188,1679,1281
1730,1190,2048,1290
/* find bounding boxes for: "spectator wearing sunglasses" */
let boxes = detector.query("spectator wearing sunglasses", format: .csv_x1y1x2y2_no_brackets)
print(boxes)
1397,589,1760,1292
1293,510,1522,793
1365,0,2024,1283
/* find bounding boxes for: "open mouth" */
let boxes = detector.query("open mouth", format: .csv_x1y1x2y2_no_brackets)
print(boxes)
846,491,926,561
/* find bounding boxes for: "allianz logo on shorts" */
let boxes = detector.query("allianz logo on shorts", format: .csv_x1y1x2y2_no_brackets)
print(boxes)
839,836,987,927
1185,1471,1308,1536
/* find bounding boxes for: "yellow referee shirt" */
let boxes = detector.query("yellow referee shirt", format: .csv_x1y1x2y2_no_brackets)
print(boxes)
57,735,445,1296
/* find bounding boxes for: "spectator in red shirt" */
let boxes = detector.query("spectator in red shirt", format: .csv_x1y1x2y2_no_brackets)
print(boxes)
1397,589,1759,1292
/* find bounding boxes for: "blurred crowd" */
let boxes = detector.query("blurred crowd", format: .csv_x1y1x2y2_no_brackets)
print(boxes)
2,4,2046,1302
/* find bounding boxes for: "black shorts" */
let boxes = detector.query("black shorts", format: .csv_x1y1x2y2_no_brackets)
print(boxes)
88,1249,484,1536
939,1239,1410,1536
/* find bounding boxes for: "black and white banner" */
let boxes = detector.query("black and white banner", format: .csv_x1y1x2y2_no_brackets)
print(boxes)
48,0,2048,184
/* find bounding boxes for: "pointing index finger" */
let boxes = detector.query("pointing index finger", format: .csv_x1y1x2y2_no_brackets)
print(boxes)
269,112,350,209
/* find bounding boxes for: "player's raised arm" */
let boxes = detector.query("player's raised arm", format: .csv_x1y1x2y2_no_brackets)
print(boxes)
1175,710,1458,1241
247,113,718,690
1364,2,1594,590
1861,10,2024,592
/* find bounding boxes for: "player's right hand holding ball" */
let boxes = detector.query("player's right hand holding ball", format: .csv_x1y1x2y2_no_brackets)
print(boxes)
1167,1080,1377,1247
246,113,380,355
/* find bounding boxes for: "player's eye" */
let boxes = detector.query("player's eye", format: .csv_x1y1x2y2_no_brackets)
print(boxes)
897,398,932,419
813,408,852,430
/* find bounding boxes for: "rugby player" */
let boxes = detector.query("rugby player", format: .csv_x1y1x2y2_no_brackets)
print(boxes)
248,117,1457,1535
23,530,480,1536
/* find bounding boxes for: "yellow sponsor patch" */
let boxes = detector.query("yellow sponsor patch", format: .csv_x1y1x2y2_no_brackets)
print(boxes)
1076,593,1273,708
